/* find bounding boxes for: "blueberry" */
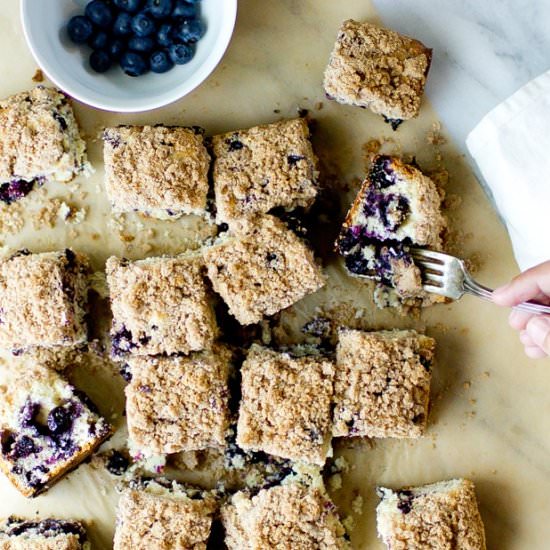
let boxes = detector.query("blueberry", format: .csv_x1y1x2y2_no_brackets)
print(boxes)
168,43,194,64
90,50,112,73
106,450,130,475
173,18,204,43
397,490,414,514
128,36,155,52
150,50,174,73
0,179,36,205
172,0,198,18
145,0,173,19
109,39,126,60
131,12,156,37
287,154,305,166
120,51,149,76
156,23,173,47
113,0,143,13
12,436,38,459
112,11,133,36
67,16,94,44
85,0,114,29
88,30,109,50
47,406,73,435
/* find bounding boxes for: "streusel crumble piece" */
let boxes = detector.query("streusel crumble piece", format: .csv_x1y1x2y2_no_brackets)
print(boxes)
376,479,486,549
106,253,217,357
125,346,232,454
0,86,89,205
236,344,335,465
324,20,432,124
333,328,435,438
113,479,217,550
204,215,325,325
0,249,90,351
103,125,210,218
212,118,318,224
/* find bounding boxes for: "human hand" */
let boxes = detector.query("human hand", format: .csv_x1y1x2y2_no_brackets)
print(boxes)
492,261,550,359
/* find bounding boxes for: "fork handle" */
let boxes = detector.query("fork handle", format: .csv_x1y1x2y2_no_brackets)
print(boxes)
463,276,550,315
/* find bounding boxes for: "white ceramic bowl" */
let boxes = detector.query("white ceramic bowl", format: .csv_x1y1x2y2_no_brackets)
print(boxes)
20,0,237,112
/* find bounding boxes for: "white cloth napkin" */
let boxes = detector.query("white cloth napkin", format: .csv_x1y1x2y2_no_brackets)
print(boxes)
466,69,550,272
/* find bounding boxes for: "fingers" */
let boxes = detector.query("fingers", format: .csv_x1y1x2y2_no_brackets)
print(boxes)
493,260,550,306
525,316,550,354
524,346,548,359
509,309,533,331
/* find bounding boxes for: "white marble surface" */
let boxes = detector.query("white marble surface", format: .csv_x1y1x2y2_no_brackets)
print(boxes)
374,0,550,150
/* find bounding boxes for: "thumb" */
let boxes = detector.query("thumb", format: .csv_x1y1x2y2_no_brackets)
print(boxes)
525,316,550,355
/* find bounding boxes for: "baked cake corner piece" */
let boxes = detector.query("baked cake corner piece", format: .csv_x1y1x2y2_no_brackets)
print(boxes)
336,155,445,299
0,249,91,351
221,470,350,549
113,479,217,550
212,117,319,224
333,328,435,439
0,365,112,497
323,19,432,124
0,86,89,205
125,345,232,455
203,214,326,325
236,344,335,465
0,517,90,549
106,253,217,357
102,125,210,218
376,478,486,550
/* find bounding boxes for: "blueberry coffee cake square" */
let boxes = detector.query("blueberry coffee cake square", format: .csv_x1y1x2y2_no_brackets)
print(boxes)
0,365,112,497
0,86,89,205
0,249,90,351
113,478,217,550
376,479,486,549
236,344,335,465
103,125,210,218
212,118,318,224
333,329,435,439
106,253,217,357
221,470,350,549
125,345,232,455
0,517,90,549
324,20,432,125
336,155,445,299
203,214,325,325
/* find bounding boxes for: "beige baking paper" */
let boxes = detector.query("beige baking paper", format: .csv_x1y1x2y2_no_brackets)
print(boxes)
0,1,547,548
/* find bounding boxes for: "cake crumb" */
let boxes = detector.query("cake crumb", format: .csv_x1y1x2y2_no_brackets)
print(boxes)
463,381,471,390
351,495,363,515
0,203,24,235
32,68,44,82
427,122,447,146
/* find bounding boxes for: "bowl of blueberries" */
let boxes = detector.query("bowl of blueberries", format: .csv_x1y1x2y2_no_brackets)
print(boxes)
20,0,238,112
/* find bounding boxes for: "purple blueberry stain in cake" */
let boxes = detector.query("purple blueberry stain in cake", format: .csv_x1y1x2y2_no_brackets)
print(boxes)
119,363,132,382
369,156,397,189
11,436,40,459
111,326,137,356
103,130,122,149
396,490,415,514
52,111,68,131
287,154,305,166
5,517,87,541
225,135,244,152
47,405,74,435
382,116,404,131
106,450,130,476
0,177,43,205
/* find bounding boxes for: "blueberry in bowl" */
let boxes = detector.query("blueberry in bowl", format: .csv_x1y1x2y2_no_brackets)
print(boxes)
21,0,238,112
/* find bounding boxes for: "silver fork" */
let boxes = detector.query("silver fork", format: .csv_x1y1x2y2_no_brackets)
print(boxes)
411,248,550,315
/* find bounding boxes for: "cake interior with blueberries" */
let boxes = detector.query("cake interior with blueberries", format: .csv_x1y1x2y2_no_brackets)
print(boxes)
0,86,89,205
0,365,111,497
106,253,217,357
212,118,319,224
333,328,435,439
113,478,217,550
376,479,486,550
0,517,90,550
324,20,432,127
221,469,350,550
103,125,210,218
0,249,90,352
336,155,446,304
